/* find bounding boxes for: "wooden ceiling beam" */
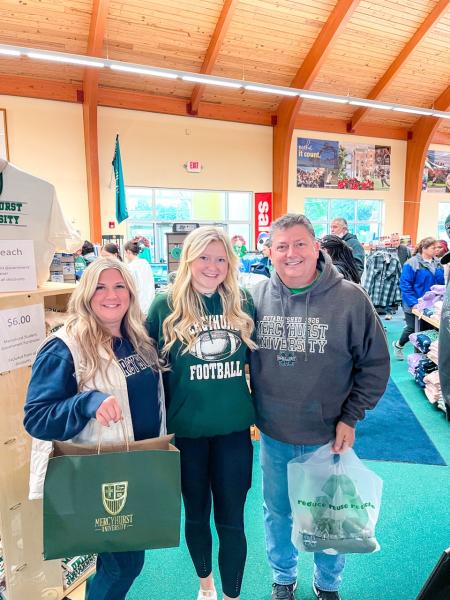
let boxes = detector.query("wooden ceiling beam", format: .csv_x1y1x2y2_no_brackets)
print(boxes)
349,0,450,132
294,114,408,140
0,75,79,102
273,0,361,220
290,0,361,91
98,87,272,125
404,83,450,242
6,71,447,144
188,0,238,115
83,0,110,243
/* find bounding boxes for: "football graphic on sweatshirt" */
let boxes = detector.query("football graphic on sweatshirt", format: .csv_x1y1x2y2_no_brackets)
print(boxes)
190,330,241,361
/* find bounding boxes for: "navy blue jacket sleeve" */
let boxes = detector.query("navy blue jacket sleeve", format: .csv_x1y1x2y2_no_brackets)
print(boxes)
24,338,108,441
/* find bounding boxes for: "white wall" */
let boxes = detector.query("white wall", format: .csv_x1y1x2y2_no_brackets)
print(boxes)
97,107,273,237
287,129,407,237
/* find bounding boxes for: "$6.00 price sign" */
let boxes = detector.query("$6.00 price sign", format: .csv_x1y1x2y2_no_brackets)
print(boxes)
0,303,45,373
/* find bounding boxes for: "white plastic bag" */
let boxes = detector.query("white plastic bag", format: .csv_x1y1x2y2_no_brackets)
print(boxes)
288,442,383,554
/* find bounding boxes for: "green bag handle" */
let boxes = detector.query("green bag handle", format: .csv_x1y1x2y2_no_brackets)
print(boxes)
97,418,130,455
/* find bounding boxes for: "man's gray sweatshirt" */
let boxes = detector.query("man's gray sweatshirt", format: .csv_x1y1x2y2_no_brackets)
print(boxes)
249,252,390,445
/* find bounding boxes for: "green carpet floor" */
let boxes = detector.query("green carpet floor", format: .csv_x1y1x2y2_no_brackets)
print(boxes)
128,316,450,599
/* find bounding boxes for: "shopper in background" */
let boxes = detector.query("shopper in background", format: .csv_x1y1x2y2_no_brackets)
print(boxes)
330,218,365,277
24,258,166,600
147,226,256,600
81,240,97,265
389,233,411,267
435,239,449,259
393,237,444,360
100,242,123,260
251,239,272,278
74,240,97,279
231,234,247,258
250,214,390,600
320,234,360,283
124,239,155,316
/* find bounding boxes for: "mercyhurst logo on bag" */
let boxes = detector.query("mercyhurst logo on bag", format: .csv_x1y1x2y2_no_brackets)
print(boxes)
94,480,134,533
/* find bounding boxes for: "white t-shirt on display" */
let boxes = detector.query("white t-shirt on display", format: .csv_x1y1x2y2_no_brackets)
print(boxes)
0,160,80,286
127,258,155,315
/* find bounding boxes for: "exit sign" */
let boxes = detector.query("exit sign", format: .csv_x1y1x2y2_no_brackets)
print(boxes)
184,160,203,173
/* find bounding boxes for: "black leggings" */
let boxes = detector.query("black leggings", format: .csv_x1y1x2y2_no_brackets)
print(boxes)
175,429,253,598
398,311,428,346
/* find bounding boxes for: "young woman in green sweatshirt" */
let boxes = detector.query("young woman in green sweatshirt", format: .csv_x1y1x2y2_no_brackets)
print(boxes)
147,226,256,600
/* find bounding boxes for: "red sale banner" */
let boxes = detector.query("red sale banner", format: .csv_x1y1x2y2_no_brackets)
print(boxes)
254,192,272,249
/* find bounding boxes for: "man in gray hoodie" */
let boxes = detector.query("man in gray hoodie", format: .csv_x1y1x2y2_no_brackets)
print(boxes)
250,214,390,600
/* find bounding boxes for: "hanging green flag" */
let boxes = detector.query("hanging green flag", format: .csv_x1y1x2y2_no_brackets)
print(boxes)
112,134,128,224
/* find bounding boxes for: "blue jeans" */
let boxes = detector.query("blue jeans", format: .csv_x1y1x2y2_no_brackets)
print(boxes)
260,432,345,592
86,551,145,600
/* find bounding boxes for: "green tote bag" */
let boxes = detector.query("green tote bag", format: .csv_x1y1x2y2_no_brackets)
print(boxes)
43,433,181,560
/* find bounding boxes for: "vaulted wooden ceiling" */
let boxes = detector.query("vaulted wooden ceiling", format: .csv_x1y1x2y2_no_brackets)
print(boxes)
1,0,450,141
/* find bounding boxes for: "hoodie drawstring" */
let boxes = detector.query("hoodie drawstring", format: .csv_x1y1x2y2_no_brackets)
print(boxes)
304,291,310,363
280,289,311,362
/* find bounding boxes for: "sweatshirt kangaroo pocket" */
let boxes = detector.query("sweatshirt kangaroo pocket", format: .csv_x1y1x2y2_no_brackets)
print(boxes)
256,392,334,445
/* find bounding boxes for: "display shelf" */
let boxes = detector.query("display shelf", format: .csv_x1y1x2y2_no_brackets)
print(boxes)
412,309,440,329
0,284,89,600
0,282,76,301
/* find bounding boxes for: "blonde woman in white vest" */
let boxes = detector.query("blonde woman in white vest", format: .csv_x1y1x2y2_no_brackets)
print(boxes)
24,257,165,600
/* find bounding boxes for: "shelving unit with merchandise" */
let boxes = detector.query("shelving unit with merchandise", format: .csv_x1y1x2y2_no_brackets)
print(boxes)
0,283,94,600
411,310,447,416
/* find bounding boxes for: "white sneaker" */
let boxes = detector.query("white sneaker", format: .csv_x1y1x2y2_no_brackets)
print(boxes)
197,589,217,600
392,341,404,360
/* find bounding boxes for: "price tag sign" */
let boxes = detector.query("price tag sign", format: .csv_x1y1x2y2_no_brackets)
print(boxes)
0,240,37,292
0,303,46,373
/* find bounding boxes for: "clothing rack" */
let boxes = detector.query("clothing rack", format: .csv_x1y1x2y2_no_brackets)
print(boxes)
363,249,402,310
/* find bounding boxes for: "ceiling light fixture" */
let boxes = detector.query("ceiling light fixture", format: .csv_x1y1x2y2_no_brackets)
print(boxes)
27,51,104,68
245,84,298,96
0,48,21,57
300,92,348,104
349,100,393,110
111,64,177,79
182,75,241,88
1,43,449,121
393,107,434,116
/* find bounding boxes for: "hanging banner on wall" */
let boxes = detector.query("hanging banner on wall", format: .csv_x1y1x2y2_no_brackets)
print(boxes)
296,138,391,191
423,150,450,192
254,192,272,250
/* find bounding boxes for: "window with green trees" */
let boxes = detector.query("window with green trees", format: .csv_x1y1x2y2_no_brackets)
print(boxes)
304,198,383,243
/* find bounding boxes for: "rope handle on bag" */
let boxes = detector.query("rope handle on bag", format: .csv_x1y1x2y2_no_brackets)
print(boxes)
97,417,130,455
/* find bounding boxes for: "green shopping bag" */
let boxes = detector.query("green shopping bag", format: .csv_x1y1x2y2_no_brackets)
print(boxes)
43,431,181,560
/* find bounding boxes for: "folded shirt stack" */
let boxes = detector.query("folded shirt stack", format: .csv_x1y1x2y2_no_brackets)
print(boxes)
414,357,438,388
427,340,439,364
433,300,443,320
423,370,442,404
408,330,440,353
416,285,446,312
407,352,425,377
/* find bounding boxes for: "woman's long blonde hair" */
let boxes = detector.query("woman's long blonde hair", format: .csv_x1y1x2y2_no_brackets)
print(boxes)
65,257,160,387
162,226,256,357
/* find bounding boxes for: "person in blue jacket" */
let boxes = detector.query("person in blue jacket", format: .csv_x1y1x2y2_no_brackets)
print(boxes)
393,237,444,360
24,257,166,600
